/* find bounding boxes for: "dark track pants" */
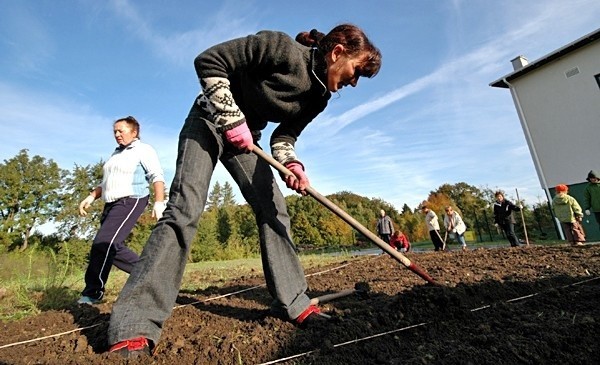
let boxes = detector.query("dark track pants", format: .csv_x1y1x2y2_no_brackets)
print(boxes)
81,196,148,300
429,230,445,251
499,221,520,247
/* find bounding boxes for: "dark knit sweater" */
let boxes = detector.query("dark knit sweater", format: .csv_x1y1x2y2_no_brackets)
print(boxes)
194,30,331,165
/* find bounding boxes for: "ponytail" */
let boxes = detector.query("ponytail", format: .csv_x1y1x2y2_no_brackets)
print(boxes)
295,29,325,47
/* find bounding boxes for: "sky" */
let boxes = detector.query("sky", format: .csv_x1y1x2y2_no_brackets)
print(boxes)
2,0,600,219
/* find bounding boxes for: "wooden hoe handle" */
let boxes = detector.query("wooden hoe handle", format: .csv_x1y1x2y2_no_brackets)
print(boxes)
252,147,436,285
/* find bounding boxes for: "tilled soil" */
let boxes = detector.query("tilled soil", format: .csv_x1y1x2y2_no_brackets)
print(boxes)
1,244,599,365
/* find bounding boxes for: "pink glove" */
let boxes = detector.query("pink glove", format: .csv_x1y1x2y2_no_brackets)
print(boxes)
224,123,253,152
285,162,310,194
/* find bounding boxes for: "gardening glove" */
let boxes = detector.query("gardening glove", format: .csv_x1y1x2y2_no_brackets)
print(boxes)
224,122,253,153
285,161,310,195
518,204,524,209
152,201,167,220
585,209,591,216
494,223,499,228
79,195,95,216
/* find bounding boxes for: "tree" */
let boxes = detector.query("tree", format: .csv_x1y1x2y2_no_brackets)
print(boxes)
55,162,104,240
190,209,220,261
401,203,412,215
205,181,239,246
436,183,487,216
0,150,66,251
396,206,427,242
530,198,560,241
206,182,222,211
234,204,260,254
290,210,322,247
318,213,353,246
216,207,233,244
328,191,399,245
221,182,236,207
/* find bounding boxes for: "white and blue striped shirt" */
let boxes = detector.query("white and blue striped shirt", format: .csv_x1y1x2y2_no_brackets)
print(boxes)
100,139,165,203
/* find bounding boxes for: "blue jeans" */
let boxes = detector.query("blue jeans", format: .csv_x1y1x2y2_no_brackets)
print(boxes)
108,102,311,345
451,232,467,247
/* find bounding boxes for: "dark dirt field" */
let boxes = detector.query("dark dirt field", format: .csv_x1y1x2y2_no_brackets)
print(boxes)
1,244,599,365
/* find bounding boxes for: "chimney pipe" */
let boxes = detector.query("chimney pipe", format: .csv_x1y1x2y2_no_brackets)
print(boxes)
510,55,529,71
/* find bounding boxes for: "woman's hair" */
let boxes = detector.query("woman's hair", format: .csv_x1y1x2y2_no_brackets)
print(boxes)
296,24,381,77
115,116,140,138
494,191,504,197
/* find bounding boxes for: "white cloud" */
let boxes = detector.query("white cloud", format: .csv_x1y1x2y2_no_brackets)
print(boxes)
108,0,261,67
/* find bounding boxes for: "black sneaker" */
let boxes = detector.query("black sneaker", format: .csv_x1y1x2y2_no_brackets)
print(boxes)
294,305,333,328
109,337,151,358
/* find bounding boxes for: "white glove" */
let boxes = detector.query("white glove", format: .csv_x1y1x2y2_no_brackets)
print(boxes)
152,201,167,220
518,204,523,209
79,195,95,216
585,209,591,216
494,223,499,228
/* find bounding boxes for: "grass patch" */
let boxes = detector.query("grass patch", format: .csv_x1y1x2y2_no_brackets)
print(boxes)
0,251,52,282
0,250,358,322
0,245,83,321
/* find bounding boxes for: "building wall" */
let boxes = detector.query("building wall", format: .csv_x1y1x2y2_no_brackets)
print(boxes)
509,42,600,187
508,41,600,241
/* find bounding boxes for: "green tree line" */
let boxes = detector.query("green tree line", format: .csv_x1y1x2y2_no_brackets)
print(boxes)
0,150,560,267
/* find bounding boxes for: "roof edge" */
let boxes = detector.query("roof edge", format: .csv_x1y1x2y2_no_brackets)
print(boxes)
490,27,600,88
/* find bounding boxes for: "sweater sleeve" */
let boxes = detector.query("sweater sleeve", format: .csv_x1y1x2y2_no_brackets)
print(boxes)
270,111,315,165
571,196,583,217
139,143,165,184
507,200,520,212
194,31,290,132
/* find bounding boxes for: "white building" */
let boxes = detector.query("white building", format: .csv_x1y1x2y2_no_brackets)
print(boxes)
490,27,600,241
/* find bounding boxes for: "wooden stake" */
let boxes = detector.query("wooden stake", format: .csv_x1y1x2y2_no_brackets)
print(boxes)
515,188,530,246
